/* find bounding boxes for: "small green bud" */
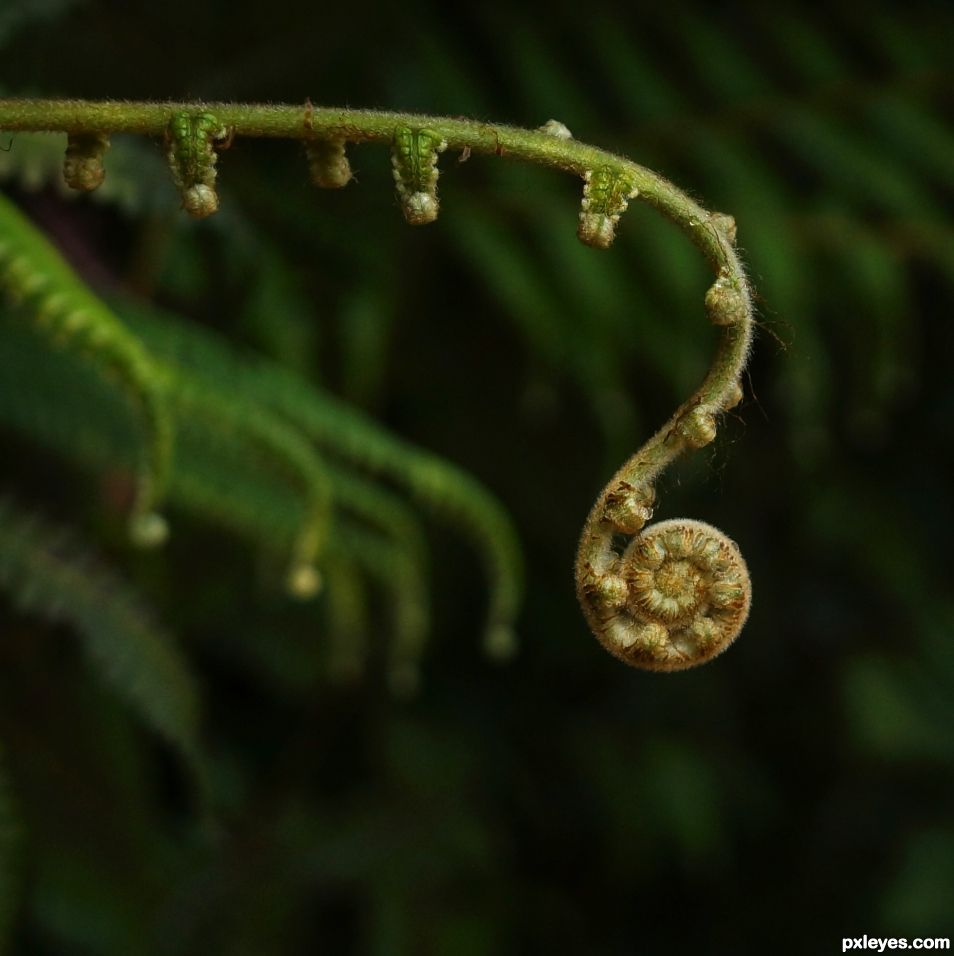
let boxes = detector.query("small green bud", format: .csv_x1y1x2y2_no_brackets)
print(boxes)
578,166,639,249
305,138,352,189
391,127,447,225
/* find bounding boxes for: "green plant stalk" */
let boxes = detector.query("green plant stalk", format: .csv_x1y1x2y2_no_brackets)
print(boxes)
0,98,755,670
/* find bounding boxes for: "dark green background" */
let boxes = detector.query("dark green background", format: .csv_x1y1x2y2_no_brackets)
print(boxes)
1,1,952,953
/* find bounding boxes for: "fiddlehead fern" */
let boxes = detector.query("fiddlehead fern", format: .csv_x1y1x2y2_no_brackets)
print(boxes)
578,518,751,670
574,203,753,670
0,99,757,671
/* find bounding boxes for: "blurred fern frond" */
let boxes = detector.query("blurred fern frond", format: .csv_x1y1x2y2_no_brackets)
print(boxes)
112,296,523,655
0,190,523,673
0,192,172,540
0,497,204,780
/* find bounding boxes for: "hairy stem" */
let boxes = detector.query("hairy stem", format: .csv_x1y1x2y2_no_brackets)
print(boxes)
0,98,755,669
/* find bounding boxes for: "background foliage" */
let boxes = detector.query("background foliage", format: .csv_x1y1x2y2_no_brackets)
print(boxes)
1,0,953,952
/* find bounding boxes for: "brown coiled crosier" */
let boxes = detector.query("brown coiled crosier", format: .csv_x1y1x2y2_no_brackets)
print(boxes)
0,99,756,667
575,210,754,672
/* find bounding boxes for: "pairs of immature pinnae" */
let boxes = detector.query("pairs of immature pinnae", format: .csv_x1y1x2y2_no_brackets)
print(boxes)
51,106,754,671
58,114,641,254
60,112,232,218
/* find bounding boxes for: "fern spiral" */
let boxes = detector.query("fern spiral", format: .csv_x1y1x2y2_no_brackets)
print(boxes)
575,206,753,670
578,518,750,670
0,99,757,669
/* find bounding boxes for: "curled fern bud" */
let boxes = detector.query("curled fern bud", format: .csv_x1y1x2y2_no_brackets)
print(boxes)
165,112,230,219
391,127,447,225
705,268,748,326
63,132,110,192
305,138,352,189
603,480,655,534
578,166,639,249
581,519,751,671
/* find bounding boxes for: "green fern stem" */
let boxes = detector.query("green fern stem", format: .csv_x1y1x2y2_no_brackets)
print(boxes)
0,98,755,669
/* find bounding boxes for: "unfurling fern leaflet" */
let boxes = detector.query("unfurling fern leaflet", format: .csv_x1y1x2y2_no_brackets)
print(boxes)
165,111,231,218
391,126,447,225
304,137,352,189
578,166,640,250
0,193,172,546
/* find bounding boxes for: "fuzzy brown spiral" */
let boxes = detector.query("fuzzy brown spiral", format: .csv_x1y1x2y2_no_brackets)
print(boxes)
579,519,750,671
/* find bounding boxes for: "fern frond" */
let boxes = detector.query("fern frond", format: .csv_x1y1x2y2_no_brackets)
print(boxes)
113,298,523,654
331,520,430,696
170,430,431,684
0,498,204,782
160,362,429,608
322,558,371,683
0,308,458,675
328,467,429,574
0,193,172,543
166,370,332,596
0,313,322,584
